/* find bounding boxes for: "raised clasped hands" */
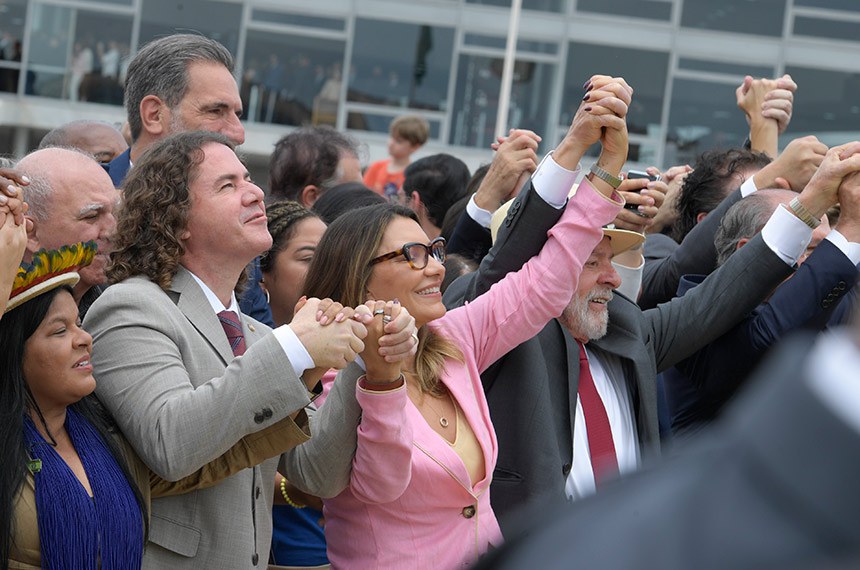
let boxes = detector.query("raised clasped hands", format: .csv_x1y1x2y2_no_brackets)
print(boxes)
359,299,418,383
290,297,369,375
797,141,860,220
476,129,542,211
736,74,796,134
1,169,30,305
557,75,632,172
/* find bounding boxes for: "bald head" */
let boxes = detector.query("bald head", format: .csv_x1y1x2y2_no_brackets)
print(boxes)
17,148,119,298
39,120,128,163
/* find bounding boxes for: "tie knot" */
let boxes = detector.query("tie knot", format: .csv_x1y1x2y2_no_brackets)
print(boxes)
218,310,242,331
577,340,589,364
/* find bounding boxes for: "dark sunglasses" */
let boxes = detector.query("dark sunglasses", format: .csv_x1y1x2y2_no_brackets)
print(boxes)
369,237,447,270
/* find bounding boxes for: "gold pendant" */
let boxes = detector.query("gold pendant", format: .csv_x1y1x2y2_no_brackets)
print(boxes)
440,417,449,428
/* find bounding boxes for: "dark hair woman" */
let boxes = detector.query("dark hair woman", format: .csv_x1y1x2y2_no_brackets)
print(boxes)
2,243,317,570
302,161,621,568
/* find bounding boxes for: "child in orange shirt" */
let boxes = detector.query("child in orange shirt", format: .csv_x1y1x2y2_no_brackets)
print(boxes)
364,115,429,201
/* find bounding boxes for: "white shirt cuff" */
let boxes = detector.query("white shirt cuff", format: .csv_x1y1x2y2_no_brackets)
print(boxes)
466,195,493,229
760,204,814,266
612,258,643,301
530,152,579,209
740,176,758,197
826,229,860,266
273,324,316,378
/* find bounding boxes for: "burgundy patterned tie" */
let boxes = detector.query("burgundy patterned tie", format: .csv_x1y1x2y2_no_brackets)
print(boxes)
218,310,246,357
577,341,618,486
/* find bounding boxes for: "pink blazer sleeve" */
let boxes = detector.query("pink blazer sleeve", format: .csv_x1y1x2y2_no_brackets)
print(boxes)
349,384,413,503
319,371,413,504
436,179,622,372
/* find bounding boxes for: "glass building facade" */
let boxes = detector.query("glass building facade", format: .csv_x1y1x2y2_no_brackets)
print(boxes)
1,0,859,182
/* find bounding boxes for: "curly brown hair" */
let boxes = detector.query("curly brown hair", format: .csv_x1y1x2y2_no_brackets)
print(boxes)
108,131,234,289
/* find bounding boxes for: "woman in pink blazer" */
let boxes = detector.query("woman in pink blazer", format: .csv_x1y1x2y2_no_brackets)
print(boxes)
302,75,630,569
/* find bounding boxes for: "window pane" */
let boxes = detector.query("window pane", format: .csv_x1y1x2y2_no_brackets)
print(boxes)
0,0,27,94
26,5,132,103
349,20,454,112
465,0,566,12
139,0,242,55
27,4,71,68
681,0,786,37
250,10,345,31
70,12,132,104
562,43,668,137
783,66,860,139
576,0,672,21
665,78,748,167
795,0,860,10
793,16,860,42
450,55,554,149
242,30,345,126
677,58,772,78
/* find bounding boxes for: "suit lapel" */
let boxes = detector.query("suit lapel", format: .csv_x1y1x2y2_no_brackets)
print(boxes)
171,267,234,365
411,367,494,496
592,298,660,449
556,321,581,460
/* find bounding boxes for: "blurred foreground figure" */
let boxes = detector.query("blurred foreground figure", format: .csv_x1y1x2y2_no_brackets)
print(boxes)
474,326,860,570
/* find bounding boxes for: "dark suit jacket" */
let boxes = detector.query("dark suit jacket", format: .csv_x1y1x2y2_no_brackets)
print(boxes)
667,238,858,434
446,210,492,263
239,259,275,327
473,333,860,570
104,147,131,188
444,185,793,531
639,188,744,310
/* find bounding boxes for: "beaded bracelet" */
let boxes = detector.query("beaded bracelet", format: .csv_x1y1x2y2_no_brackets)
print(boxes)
280,476,306,509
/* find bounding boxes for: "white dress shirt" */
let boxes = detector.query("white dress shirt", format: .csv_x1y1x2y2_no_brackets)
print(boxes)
187,270,314,378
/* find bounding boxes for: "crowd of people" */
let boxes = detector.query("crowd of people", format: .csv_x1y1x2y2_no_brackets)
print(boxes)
1,31,859,570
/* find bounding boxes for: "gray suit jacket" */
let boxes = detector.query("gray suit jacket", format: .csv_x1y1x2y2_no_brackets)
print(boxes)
85,267,363,569
474,333,860,569
445,187,793,531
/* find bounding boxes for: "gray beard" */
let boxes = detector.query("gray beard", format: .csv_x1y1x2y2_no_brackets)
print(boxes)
560,289,612,341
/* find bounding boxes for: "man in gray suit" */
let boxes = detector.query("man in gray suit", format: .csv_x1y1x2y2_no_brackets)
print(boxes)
444,140,858,533
85,130,416,568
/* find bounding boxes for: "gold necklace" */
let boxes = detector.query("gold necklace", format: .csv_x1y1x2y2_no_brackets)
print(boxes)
409,383,453,429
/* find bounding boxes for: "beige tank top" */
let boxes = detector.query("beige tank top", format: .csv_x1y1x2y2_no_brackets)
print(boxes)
448,401,485,488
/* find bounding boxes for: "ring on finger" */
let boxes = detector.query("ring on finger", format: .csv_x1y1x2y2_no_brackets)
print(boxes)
382,315,393,324
373,309,385,316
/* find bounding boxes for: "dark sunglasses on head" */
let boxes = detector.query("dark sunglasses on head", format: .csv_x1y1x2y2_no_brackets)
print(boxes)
369,237,447,270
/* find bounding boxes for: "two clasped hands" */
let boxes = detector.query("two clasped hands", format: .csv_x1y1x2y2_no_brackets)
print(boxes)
289,296,416,390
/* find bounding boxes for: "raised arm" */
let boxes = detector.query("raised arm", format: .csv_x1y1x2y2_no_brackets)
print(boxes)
446,129,540,262
736,74,796,158
281,303,415,499
443,75,632,309
649,142,860,371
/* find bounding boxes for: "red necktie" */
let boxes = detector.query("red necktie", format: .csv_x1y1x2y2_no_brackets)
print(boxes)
218,310,246,357
577,341,618,486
